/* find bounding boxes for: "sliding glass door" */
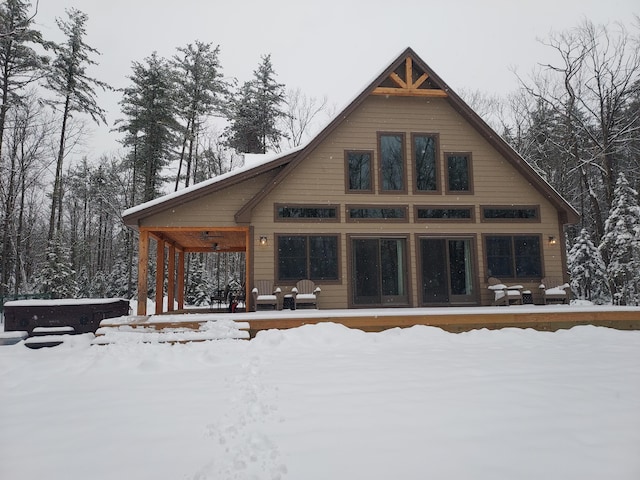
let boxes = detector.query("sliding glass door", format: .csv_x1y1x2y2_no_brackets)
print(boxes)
352,238,408,306
420,237,476,305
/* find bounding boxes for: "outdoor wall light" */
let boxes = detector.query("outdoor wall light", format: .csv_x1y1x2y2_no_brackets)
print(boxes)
548,236,557,245
259,235,268,246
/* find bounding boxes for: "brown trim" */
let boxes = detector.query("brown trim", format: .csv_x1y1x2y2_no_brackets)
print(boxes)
411,132,441,195
137,230,149,315
415,233,480,306
480,205,541,223
274,233,342,285
482,233,546,282
444,151,474,195
344,150,375,194
377,132,408,194
274,203,341,223
346,204,409,223
414,205,475,223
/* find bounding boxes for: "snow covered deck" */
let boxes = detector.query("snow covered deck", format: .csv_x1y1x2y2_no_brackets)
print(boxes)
97,304,640,342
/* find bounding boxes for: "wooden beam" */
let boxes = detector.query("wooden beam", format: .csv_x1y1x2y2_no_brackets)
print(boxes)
167,244,176,312
137,230,149,315
372,87,448,98
389,71,407,89
177,250,185,310
155,239,165,315
405,57,412,88
412,72,429,89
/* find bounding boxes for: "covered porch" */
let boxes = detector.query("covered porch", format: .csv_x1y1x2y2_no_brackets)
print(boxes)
136,226,252,315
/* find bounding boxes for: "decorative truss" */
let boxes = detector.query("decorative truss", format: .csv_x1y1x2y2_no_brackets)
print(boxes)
372,56,448,98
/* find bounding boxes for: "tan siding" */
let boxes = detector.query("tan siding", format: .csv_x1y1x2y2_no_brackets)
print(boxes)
250,95,569,308
139,170,280,227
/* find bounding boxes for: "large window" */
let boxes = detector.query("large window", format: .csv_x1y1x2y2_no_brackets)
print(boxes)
446,152,472,193
379,133,405,192
277,235,339,282
485,235,542,279
413,134,438,192
346,151,373,192
416,206,474,221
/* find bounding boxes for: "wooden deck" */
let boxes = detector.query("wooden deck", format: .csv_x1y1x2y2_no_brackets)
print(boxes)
96,305,640,343
243,305,640,337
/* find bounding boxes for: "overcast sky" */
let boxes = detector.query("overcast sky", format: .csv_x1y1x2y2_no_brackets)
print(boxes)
33,0,638,159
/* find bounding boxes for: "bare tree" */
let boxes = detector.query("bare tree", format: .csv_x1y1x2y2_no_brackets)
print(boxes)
281,87,328,149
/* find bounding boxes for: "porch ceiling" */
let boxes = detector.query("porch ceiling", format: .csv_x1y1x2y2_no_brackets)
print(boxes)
147,228,247,252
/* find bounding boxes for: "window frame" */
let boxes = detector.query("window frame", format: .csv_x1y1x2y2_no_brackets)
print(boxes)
444,151,474,195
346,204,409,223
344,150,374,193
412,132,441,194
414,205,475,223
274,203,340,223
480,205,541,223
275,234,341,284
483,234,544,280
377,132,407,194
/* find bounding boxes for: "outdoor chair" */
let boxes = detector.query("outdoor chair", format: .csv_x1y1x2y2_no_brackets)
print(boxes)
487,277,524,306
539,278,570,305
251,280,282,311
291,280,321,309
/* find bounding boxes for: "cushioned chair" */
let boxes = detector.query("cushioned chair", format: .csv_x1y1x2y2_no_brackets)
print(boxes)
291,280,321,309
487,277,523,306
251,280,282,311
539,278,570,304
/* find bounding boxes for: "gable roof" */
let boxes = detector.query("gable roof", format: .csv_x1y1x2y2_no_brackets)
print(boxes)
123,47,579,227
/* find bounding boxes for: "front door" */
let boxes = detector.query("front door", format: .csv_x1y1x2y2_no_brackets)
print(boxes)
352,238,408,306
420,237,476,305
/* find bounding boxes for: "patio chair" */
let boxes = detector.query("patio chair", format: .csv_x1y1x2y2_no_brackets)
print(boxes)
291,280,321,309
487,277,523,306
539,278,570,305
251,280,282,311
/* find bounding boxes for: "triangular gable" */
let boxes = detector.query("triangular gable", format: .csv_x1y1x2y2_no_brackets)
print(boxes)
124,47,579,227
235,47,579,225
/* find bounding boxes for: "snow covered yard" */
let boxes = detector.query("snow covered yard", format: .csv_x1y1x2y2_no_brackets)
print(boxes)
1,322,639,480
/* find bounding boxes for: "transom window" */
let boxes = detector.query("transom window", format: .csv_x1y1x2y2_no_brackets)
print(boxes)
446,152,472,193
485,235,542,279
276,204,338,221
378,133,405,192
277,235,339,282
416,206,473,221
347,206,408,221
482,206,539,221
346,151,373,192
413,134,438,192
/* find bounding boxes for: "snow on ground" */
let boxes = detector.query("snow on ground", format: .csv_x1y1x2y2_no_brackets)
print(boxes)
1,319,639,480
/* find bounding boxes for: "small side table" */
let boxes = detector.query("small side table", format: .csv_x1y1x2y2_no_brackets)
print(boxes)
283,294,296,310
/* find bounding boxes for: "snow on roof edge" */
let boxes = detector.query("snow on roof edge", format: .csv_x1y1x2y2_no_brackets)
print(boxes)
122,144,306,219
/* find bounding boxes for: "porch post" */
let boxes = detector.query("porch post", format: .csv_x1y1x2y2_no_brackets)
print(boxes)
245,229,251,312
177,250,185,310
167,244,176,312
155,238,165,315
137,230,149,316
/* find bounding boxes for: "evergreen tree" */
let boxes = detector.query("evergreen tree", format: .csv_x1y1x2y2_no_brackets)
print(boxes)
118,52,178,202
38,240,77,298
568,228,610,304
226,54,286,154
599,173,640,305
185,255,212,306
44,8,110,242
172,41,228,189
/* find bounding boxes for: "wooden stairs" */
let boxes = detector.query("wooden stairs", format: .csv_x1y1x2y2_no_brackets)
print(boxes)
92,314,250,345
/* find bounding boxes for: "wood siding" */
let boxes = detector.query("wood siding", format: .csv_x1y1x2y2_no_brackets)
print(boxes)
249,96,567,308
